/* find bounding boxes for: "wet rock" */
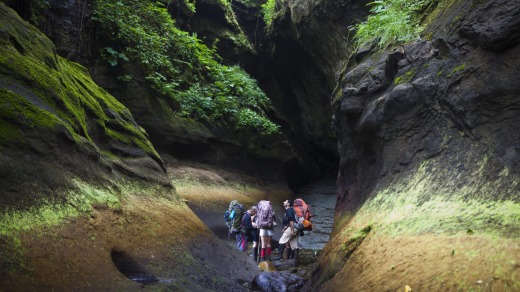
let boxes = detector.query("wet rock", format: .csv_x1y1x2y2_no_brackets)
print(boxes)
253,271,307,292
258,261,277,272
272,259,298,270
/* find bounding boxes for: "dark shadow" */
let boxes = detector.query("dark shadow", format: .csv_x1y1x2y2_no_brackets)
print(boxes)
110,249,158,285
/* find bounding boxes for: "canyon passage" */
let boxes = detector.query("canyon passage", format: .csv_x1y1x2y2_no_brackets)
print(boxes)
1,0,519,291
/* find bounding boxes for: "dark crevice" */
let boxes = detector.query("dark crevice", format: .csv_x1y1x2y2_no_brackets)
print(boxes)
110,249,158,285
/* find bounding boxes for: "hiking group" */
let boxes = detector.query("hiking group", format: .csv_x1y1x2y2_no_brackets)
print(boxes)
224,198,313,263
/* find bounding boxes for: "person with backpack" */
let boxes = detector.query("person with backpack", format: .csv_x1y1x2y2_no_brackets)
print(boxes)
293,198,313,232
276,199,299,261
224,200,248,251
243,206,259,260
256,200,276,261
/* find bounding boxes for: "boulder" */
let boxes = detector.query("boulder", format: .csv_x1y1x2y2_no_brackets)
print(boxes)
253,271,307,292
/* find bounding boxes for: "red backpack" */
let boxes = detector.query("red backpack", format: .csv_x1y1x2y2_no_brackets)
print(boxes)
294,198,313,231
294,198,312,221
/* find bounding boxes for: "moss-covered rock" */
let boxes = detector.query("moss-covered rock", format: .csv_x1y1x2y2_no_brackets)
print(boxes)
0,5,262,290
0,2,168,208
310,0,520,290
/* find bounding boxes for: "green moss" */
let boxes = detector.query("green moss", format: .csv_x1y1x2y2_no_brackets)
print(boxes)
345,156,520,238
0,182,113,236
394,69,416,85
452,63,466,73
104,127,159,158
0,179,178,275
0,180,179,237
0,5,162,161
345,225,373,244
0,89,60,132
422,0,463,29
216,1,253,51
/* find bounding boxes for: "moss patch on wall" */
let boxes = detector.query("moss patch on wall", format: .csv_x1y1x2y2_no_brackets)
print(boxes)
1,3,163,156
343,156,520,239
0,179,178,276
0,3,160,160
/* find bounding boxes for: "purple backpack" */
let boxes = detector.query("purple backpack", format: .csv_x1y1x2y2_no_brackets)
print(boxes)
257,200,274,229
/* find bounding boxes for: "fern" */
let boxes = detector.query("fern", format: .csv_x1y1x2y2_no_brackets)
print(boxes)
351,0,433,51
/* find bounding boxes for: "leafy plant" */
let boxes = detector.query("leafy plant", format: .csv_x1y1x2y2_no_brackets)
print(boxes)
351,0,434,51
92,0,279,134
262,0,284,28
101,47,129,67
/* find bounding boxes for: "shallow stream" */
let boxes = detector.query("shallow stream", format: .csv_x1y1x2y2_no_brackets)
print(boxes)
188,177,337,251
294,177,336,250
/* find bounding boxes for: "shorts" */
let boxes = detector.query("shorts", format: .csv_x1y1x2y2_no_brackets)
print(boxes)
278,227,299,249
259,228,274,237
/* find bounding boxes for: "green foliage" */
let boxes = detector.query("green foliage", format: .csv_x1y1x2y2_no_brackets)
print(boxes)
101,47,129,67
351,0,434,51
182,0,197,14
261,0,287,30
92,0,279,134
261,0,278,26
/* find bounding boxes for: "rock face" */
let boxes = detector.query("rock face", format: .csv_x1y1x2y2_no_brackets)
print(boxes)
8,0,352,187
333,0,520,222
174,0,257,66
241,0,370,184
0,3,168,208
309,0,520,290
3,0,312,186
0,5,260,291
269,0,368,85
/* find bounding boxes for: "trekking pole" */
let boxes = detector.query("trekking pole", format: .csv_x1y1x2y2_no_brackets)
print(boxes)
257,227,260,263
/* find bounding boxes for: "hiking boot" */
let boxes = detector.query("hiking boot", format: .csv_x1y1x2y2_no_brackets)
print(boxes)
253,247,259,262
272,252,283,261
274,244,285,260
292,249,299,263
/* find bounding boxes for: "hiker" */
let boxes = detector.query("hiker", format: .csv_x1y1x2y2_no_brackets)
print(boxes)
243,206,259,260
257,200,276,261
276,199,299,261
224,200,248,251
